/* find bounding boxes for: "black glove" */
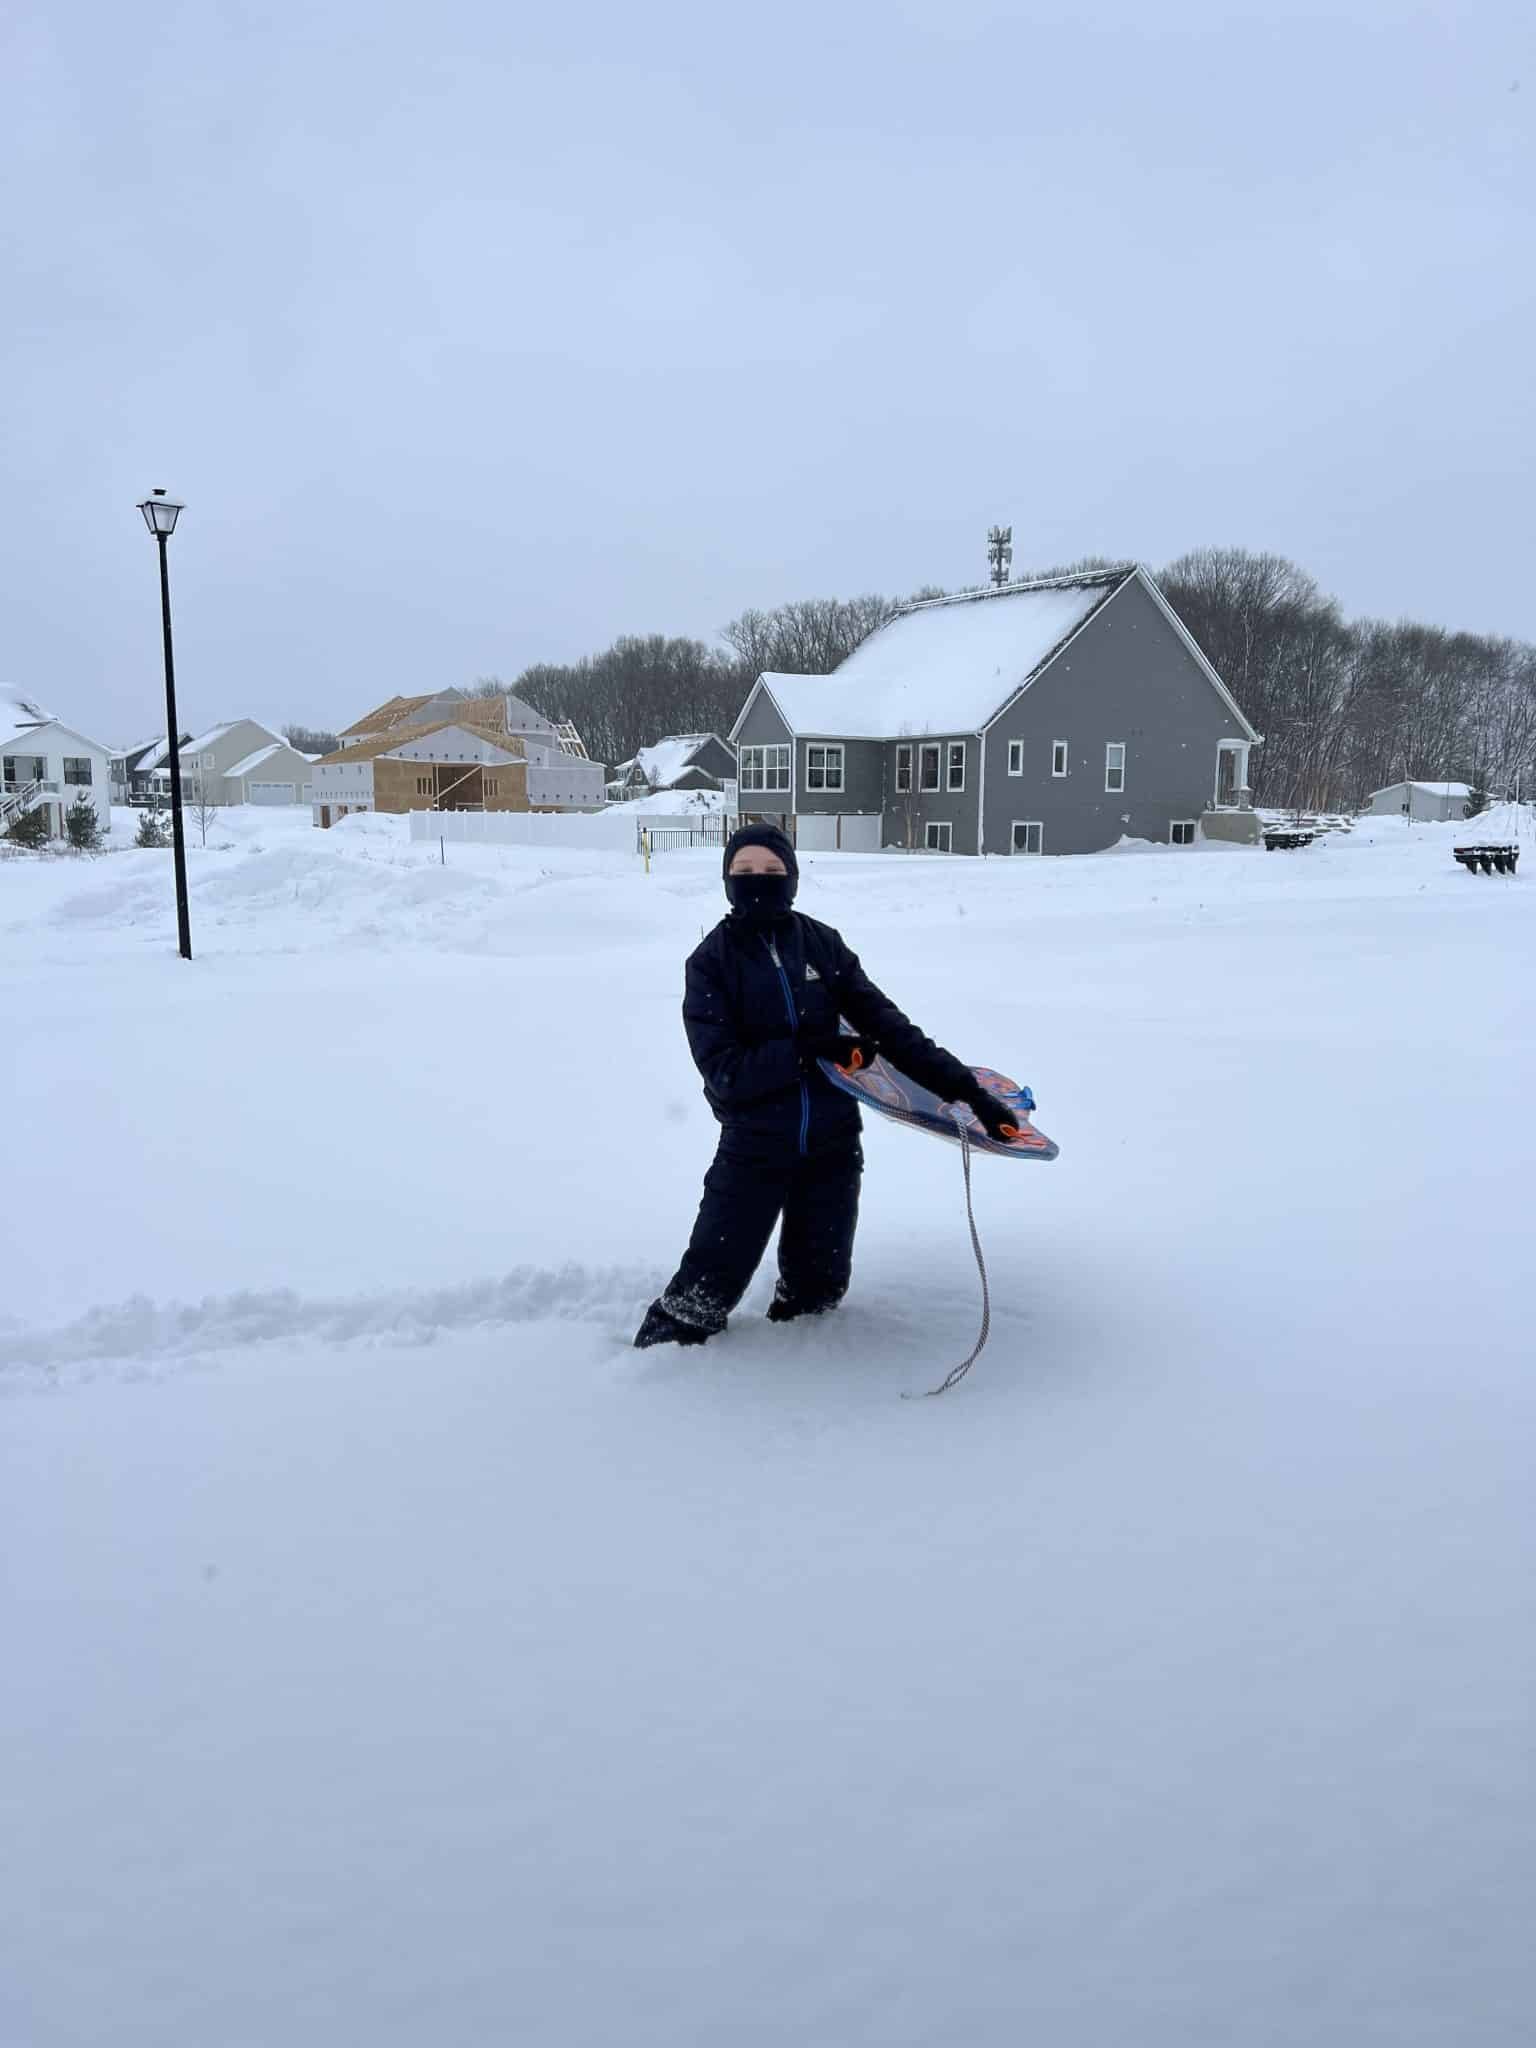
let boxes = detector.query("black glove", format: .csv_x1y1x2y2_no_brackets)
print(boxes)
802,1031,880,1075
968,1089,1021,1142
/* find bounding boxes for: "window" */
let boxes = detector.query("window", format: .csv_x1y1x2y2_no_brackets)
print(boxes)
63,758,93,786
895,744,912,793
1007,740,1023,776
417,775,431,796
1105,742,1126,794
1011,821,1043,854
919,743,940,792
806,744,844,793
741,744,790,793
924,821,952,853
202,753,215,770
1170,820,1197,846
1052,741,1069,778
947,742,965,792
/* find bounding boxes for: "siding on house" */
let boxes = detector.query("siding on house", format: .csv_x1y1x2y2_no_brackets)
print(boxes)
885,735,981,850
794,737,884,818
687,736,739,784
735,693,794,752
983,577,1254,854
735,693,797,819
177,719,285,804
2,721,114,838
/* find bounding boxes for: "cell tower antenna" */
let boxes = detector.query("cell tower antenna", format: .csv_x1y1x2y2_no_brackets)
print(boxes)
986,525,1013,587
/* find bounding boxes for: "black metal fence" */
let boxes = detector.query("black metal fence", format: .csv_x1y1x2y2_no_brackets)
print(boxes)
637,818,734,854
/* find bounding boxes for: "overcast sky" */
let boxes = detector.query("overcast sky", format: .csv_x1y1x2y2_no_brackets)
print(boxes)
3,0,1530,746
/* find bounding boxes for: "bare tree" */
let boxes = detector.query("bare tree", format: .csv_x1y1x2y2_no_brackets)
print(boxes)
720,593,906,684
283,723,339,756
185,769,222,847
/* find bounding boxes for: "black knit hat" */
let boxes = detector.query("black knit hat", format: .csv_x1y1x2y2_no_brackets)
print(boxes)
722,823,799,887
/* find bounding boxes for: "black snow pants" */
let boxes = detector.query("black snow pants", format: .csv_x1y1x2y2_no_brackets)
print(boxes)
659,1140,863,1336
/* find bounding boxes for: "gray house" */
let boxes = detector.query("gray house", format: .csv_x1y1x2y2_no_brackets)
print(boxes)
110,732,189,806
608,733,737,802
177,719,289,806
728,566,1262,855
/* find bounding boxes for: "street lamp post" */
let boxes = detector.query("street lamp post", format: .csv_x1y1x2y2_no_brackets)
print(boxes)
136,490,192,960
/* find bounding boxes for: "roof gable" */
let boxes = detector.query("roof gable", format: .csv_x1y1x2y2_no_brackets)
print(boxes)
180,719,271,757
339,693,436,739
730,565,1261,747
1124,568,1262,744
225,740,313,779
733,570,1132,740
5,718,114,756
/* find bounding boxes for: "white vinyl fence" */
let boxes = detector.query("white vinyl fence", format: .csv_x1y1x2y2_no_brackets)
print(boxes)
407,809,732,854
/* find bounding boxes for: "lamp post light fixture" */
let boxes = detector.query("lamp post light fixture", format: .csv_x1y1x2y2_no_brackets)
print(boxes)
136,489,192,960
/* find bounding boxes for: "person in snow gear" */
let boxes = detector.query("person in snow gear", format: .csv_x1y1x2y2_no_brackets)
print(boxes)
633,824,1020,1350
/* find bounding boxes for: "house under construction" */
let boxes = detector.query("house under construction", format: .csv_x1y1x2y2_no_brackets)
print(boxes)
312,689,606,827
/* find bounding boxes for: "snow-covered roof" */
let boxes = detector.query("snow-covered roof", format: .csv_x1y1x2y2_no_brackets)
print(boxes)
742,572,1131,739
225,740,297,779
1370,780,1473,799
2,688,57,744
179,721,243,757
113,733,169,768
627,736,716,788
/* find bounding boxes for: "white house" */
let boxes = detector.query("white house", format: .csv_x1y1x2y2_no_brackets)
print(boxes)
2,690,114,840
1368,781,1476,823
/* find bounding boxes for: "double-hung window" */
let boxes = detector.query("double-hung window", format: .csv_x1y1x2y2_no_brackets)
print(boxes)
740,743,790,794
924,821,952,853
1052,741,1069,778
895,744,913,793
63,758,93,786
1007,740,1023,776
1104,742,1126,794
806,744,843,793
946,742,965,792
919,743,940,792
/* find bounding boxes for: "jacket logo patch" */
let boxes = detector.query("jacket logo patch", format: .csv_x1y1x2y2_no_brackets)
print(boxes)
805,964,821,981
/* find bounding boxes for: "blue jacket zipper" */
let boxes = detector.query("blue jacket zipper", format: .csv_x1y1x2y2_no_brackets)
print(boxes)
768,939,810,1156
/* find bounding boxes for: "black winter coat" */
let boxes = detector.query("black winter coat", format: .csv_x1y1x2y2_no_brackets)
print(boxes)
683,911,977,1161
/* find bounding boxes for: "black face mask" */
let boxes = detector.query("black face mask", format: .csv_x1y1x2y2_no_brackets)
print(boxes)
725,873,796,924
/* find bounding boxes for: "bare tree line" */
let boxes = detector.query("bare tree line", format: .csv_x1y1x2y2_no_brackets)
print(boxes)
1159,549,1536,809
484,594,938,772
467,551,1535,808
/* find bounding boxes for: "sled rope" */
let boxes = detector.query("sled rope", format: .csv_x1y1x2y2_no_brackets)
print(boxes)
906,1110,992,1398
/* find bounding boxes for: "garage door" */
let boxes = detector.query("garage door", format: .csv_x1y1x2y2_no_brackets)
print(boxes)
250,781,296,806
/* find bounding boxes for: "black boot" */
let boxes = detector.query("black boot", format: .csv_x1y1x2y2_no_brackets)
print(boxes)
633,1300,711,1350
766,1293,837,1325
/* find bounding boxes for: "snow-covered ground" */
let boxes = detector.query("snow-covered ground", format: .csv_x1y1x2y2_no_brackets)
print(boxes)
4,807,1533,2046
